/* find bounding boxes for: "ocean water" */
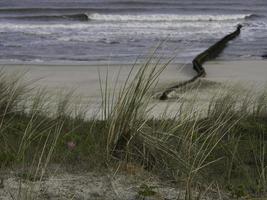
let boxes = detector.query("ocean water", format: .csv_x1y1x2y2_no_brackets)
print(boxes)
0,0,266,64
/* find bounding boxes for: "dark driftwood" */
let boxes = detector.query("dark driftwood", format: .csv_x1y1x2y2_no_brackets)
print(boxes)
160,24,243,100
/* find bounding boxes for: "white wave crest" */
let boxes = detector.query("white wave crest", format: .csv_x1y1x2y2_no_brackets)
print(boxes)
89,13,253,22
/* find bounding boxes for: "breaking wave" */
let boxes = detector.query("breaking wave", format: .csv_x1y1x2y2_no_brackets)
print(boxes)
2,12,259,23
5,13,90,21
89,13,257,22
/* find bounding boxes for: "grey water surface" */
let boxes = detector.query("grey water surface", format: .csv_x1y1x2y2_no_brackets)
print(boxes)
0,0,266,64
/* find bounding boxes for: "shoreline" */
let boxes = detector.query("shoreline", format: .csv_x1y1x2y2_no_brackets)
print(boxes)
2,59,266,85
0,57,264,67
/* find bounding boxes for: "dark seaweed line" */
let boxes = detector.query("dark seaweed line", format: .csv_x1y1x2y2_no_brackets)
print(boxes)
159,24,243,100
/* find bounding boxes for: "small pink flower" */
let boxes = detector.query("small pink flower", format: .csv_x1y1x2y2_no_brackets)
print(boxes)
67,141,76,150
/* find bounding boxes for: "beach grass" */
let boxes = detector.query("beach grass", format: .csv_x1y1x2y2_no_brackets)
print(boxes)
0,61,266,199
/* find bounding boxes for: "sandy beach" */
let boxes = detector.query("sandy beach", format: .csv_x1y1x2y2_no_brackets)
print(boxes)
3,60,267,91
2,60,266,117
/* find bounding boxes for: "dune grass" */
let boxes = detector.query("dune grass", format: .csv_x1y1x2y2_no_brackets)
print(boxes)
0,59,266,199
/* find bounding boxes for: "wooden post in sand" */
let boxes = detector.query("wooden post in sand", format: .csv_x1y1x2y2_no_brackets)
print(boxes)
160,24,243,100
